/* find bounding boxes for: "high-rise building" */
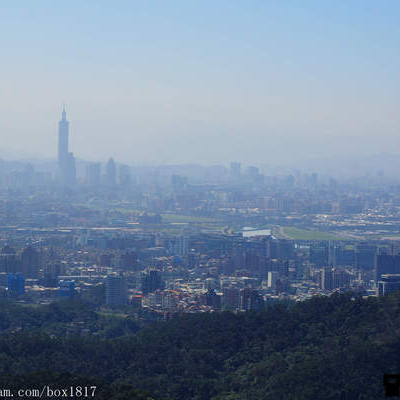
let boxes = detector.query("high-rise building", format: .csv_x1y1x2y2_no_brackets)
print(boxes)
120,250,138,271
7,273,25,296
267,271,279,290
58,106,76,185
240,288,264,311
321,267,334,290
20,246,39,278
106,275,127,306
389,241,400,256
106,158,117,186
119,164,131,186
0,245,20,273
203,289,221,310
222,287,240,310
355,243,377,270
168,236,188,256
85,163,101,186
66,153,76,185
58,106,69,169
229,162,241,179
310,243,329,267
171,175,187,192
375,254,400,282
378,274,400,296
247,166,259,178
141,270,164,295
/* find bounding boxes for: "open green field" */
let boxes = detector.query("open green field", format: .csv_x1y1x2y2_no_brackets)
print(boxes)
161,213,221,224
280,227,342,240
97,311,129,319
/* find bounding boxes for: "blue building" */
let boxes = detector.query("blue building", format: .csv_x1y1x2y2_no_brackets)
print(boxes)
7,273,25,296
59,280,75,298
378,274,400,296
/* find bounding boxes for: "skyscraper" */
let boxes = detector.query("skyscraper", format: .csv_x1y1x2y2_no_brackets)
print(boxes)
58,106,68,167
58,106,76,185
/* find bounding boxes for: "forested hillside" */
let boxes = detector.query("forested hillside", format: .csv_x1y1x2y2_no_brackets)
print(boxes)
0,293,398,399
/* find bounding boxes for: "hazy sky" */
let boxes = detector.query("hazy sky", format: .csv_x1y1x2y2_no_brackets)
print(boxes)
0,1,399,165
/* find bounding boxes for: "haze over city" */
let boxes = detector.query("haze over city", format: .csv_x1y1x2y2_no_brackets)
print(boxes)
2,2,400,399
1,0,399,165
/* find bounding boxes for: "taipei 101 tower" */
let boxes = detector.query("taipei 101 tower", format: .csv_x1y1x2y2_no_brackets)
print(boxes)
57,105,76,185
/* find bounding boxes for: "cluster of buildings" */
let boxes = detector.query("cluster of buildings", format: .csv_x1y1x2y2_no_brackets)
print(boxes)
0,108,399,322
57,107,122,187
1,224,400,324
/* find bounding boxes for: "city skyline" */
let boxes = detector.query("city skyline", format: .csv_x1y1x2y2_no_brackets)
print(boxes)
1,2,400,397
0,1,399,165
0,104,399,178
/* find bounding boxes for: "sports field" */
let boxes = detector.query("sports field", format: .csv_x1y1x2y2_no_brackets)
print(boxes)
280,227,342,240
